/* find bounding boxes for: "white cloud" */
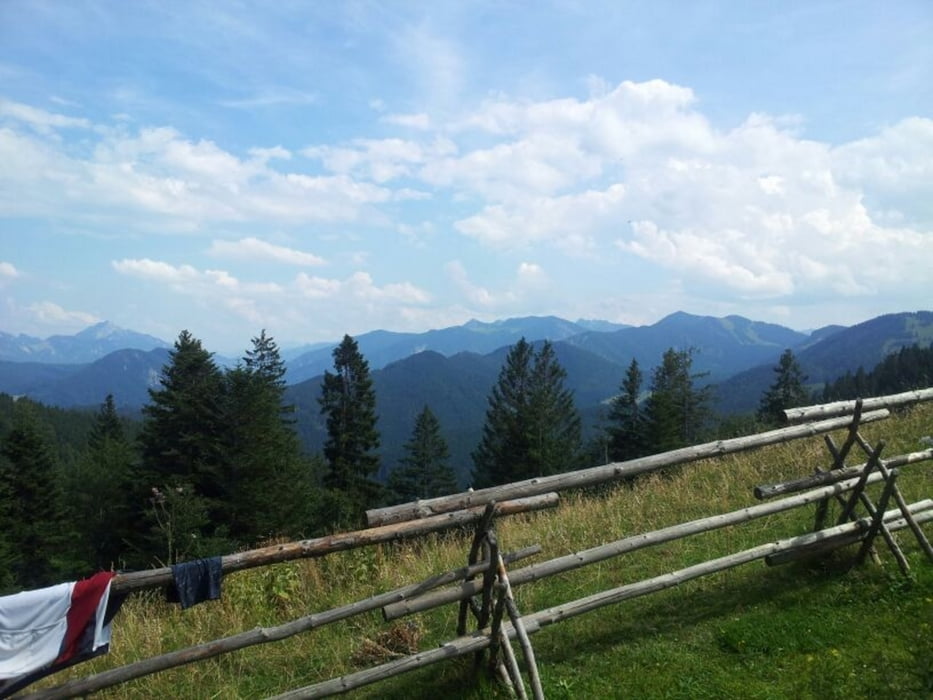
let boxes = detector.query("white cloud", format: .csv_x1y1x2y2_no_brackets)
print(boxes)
295,270,430,304
305,136,456,183
218,88,316,109
446,260,496,307
0,261,19,282
28,301,100,326
382,112,432,130
248,145,292,162
0,119,398,227
112,258,201,284
418,82,932,307
445,260,550,311
208,237,326,266
456,184,625,251
832,117,933,228
0,99,91,133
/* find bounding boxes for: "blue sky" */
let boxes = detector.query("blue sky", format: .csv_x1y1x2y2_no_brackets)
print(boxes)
1,1,931,354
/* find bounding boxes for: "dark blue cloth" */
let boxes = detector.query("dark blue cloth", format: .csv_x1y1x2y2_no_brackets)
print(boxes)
170,557,222,609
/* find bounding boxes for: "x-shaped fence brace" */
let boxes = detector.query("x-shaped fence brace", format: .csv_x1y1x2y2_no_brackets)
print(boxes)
456,502,545,700
807,399,933,574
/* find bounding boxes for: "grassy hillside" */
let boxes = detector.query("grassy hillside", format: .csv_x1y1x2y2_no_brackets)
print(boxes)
30,403,933,698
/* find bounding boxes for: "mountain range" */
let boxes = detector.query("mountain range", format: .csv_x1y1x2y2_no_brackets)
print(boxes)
0,321,169,363
2,311,931,482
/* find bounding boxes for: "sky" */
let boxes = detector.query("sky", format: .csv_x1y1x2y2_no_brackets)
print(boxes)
1,1,931,354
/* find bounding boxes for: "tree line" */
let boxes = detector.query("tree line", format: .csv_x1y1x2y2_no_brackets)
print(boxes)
1,327,916,593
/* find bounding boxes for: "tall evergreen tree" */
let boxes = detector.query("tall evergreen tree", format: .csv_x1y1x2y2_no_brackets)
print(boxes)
643,347,712,453
138,330,229,562
472,339,581,487
388,405,457,504
88,393,124,449
319,334,381,527
527,341,582,475
606,358,647,461
757,349,809,426
65,394,139,571
225,330,316,542
0,402,64,587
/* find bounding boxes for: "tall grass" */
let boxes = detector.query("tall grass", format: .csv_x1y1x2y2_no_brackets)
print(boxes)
31,403,933,698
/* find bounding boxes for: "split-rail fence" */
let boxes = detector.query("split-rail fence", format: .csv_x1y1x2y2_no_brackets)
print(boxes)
15,388,933,699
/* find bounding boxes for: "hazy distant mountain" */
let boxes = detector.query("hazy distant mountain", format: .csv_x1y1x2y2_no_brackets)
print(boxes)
286,315,595,383
0,361,79,395
5,310,931,453
0,322,169,363
564,311,808,381
18,348,170,409
574,319,631,333
714,311,933,414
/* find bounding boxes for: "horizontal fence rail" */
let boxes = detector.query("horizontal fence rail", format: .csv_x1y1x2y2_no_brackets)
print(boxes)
367,410,891,527
112,493,558,594
782,388,933,424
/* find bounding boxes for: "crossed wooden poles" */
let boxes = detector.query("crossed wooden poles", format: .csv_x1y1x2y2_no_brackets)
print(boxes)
758,397,933,573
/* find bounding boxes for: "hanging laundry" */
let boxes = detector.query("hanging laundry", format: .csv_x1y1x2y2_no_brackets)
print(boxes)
0,571,120,697
170,556,223,609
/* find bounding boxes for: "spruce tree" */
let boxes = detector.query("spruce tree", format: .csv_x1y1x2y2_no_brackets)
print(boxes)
757,349,809,426
66,394,139,571
0,402,64,587
88,393,124,448
225,330,316,542
643,347,712,453
319,334,381,527
138,330,229,562
472,339,581,487
388,405,457,503
606,358,647,461
527,341,582,476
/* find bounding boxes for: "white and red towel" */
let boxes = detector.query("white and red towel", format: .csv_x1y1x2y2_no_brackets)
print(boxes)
0,571,115,693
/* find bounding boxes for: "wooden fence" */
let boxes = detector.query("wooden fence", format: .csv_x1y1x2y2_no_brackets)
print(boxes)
17,389,933,699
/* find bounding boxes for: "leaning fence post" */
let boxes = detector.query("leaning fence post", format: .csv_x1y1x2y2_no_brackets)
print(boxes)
496,551,544,700
854,468,900,567
837,439,885,525
854,434,933,563
459,502,497,635
814,400,864,530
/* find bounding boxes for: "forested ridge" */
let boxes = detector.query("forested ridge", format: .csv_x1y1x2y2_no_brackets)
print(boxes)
1,327,931,594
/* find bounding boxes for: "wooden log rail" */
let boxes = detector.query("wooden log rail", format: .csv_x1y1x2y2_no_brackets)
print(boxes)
782,387,933,424
366,410,891,528
111,493,559,594
274,505,933,699
754,448,933,500
382,475,920,621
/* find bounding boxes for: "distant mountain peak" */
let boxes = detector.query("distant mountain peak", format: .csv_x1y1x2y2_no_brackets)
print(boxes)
0,323,169,363
76,320,122,339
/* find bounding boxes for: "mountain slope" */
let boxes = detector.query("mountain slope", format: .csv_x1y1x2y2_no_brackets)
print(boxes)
565,311,807,381
715,311,933,414
24,348,171,409
285,316,594,383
